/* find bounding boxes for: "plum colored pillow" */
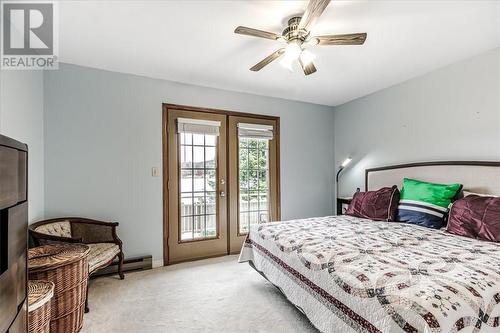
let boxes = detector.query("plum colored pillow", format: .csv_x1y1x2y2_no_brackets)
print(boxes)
345,185,400,221
463,191,497,198
447,194,500,242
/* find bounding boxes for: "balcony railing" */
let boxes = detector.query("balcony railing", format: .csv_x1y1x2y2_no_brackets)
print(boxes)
180,201,268,238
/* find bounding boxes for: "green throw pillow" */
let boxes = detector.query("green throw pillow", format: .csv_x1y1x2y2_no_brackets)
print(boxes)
397,178,462,228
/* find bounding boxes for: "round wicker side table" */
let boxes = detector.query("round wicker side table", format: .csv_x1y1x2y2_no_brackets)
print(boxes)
28,244,90,333
28,280,55,333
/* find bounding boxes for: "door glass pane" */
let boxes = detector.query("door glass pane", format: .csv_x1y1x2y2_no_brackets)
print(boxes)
180,217,192,241
240,191,249,212
193,146,204,168
193,192,205,215
259,194,268,210
239,212,249,234
181,193,193,215
238,137,270,234
180,133,192,145
205,170,216,192
193,170,204,192
206,192,216,214
180,146,192,169
180,170,192,193
205,147,216,168
205,135,216,147
193,134,204,145
205,215,216,237
179,132,218,241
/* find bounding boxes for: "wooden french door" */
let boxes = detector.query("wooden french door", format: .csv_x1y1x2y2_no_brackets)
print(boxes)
228,116,279,253
166,109,227,264
164,105,280,264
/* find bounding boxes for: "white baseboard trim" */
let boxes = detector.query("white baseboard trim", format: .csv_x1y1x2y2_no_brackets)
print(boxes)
152,258,164,268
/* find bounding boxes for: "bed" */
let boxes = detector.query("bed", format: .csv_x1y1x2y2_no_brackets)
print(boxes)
239,162,500,333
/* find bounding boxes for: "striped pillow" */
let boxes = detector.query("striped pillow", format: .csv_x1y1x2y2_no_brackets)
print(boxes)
397,178,462,229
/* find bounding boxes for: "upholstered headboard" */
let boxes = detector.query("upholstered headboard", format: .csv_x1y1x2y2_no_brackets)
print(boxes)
366,161,500,195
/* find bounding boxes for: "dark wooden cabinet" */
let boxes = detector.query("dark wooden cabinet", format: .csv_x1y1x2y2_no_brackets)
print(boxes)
0,135,28,333
8,303,27,333
9,203,28,308
0,146,20,209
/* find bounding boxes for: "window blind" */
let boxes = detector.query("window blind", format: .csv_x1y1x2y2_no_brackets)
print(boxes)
238,123,273,140
177,118,221,136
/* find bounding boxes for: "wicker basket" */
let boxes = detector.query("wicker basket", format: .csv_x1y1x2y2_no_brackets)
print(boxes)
28,244,90,333
28,280,55,333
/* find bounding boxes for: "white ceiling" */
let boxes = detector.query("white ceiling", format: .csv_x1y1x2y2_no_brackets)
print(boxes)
59,1,500,106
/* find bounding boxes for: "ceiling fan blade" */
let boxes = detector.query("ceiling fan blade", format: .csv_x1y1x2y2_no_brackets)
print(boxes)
299,58,317,76
234,26,280,40
314,33,367,45
298,0,331,31
250,48,285,71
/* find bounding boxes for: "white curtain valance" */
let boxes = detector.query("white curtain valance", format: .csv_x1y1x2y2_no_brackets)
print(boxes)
238,123,273,140
177,118,221,136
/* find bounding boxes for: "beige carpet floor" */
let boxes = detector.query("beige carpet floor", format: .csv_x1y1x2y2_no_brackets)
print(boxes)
81,255,319,333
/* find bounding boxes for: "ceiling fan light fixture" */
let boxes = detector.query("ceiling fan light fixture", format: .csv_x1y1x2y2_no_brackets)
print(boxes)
284,42,302,60
300,49,315,66
280,41,302,70
279,54,295,71
234,0,367,75
306,38,320,46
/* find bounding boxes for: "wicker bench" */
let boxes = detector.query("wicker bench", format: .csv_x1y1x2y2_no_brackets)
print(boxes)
29,217,125,312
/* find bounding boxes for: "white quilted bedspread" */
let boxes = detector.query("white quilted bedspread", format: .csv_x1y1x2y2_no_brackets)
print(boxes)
239,215,500,333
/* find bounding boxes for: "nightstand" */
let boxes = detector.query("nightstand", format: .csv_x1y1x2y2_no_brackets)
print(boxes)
336,197,352,215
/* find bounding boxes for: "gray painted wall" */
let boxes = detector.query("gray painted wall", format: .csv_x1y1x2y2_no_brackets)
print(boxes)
0,71,45,221
7,45,495,265
43,64,335,265
334,47,500,197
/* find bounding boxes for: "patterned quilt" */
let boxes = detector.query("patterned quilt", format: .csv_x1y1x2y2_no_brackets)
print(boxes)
238,216,500,333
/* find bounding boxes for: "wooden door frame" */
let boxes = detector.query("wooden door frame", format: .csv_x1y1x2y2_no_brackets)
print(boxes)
162,103,281,266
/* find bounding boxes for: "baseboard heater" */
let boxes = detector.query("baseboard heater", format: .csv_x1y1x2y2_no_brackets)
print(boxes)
91,255,152,278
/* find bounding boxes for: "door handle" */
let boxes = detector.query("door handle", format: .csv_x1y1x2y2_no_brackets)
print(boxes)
220,191,226,198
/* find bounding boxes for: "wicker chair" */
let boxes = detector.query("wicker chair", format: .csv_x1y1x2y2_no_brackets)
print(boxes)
29,217,125,312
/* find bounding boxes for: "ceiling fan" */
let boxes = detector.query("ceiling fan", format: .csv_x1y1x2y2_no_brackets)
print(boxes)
234,0,367,76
